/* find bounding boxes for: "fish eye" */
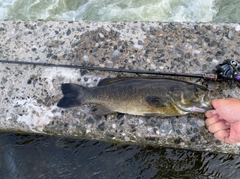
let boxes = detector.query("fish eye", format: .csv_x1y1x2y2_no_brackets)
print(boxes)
193,87,199,92
188,87,199,92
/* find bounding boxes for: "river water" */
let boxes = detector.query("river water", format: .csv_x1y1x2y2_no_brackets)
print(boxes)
1,132,240,179
1,0,240,178
0,0,240,22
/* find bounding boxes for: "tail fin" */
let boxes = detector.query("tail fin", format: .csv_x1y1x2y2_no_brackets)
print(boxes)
57,83,86,108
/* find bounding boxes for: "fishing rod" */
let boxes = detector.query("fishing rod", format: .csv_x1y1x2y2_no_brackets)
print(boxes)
0,59,240,85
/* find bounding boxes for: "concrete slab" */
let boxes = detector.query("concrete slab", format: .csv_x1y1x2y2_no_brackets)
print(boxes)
1,21,240,154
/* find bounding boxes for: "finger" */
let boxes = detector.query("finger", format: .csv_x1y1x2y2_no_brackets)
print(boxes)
205,115,221,127
213,129,230,143
208,121,230,134
211,98,238,109
211,99,227,108
205,110,216,118
211,99,221,108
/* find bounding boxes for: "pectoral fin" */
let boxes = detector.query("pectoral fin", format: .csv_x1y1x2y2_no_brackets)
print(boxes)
145,96,167,107
90,104,115,115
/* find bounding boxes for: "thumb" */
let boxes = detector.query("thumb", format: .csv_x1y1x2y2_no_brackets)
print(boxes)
211,99,226,109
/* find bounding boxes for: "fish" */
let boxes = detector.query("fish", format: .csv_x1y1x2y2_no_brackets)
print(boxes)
57,77,215,116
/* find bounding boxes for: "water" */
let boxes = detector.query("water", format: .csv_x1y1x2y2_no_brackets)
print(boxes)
1,132,240,179
0,0,239,22
1,0,240,178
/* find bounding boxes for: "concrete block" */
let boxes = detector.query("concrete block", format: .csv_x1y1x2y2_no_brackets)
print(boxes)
1,21,240,154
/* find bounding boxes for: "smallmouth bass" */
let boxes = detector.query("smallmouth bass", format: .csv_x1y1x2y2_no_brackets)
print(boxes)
57,77,215,116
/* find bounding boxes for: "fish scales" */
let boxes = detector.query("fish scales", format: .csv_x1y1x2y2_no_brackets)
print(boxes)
57,77,215,116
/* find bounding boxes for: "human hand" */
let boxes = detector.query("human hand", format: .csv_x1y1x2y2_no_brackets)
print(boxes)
205,98,240,144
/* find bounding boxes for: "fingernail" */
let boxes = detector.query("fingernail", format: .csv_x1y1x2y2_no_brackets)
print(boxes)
211,110,217,115
225,122,230,126
219,116,223,120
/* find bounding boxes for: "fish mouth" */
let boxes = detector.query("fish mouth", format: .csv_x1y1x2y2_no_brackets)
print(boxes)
169,92,212,114
174,103,207,114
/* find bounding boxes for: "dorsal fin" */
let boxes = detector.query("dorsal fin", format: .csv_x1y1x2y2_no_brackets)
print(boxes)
97,77,137,86
98,77,209,90
97,76,169,86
